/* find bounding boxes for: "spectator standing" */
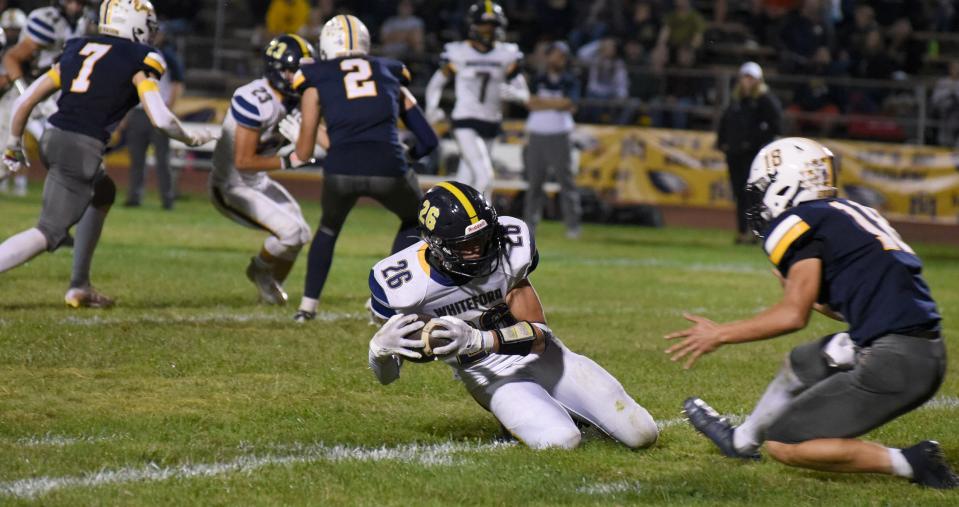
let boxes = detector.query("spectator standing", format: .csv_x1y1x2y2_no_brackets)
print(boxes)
523,42,581,239
380,0,425,58
123,27,186,210
932,60,959,146
658,0,705,51
627,1,661,51
266,0,310,37
581,38,628,124
716,62,781,244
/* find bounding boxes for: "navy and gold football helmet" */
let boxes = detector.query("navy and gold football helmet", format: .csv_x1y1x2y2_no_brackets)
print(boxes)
467,1,507,48
420,181,502,278
264,34,315,98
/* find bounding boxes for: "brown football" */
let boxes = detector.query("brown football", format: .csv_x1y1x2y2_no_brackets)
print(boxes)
402,314,453,363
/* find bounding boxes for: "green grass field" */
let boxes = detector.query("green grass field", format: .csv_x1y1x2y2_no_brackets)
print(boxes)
1,187,958,506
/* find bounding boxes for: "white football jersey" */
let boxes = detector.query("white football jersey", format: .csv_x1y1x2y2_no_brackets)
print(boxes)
442,41,523,124
22,7,89,72
370,216,538,388
212,78,291,188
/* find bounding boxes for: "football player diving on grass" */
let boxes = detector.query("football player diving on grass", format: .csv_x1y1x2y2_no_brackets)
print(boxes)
209,34,317,305
0,0,216,307
665,137,958,488
367,181,658,450
290,15,439,322
424,1,529,199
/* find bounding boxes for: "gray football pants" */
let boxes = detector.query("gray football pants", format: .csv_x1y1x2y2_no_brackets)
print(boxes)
523,132,580,234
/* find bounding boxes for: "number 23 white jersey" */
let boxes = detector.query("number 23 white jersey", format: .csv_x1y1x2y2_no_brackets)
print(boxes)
212,78,290,188
442,41,523,124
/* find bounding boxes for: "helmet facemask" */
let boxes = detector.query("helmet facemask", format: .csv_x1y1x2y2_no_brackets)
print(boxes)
425,222,503,279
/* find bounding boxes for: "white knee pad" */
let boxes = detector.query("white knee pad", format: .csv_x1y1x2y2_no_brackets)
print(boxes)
619,407,659,449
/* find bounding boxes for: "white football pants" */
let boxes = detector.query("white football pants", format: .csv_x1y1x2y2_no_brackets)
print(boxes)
453,128,495,198
468,338,658,450
210,177,311,260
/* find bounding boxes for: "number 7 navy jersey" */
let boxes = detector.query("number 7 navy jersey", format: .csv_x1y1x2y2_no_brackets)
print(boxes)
50,35,166,143
292,56,410,176
763,198,940,346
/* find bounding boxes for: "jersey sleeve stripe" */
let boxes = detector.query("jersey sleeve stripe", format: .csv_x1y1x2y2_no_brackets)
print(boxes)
768,220,810,266
26,25,55,45
369,270,392,306
230,105,262,128
45,67,61,88
370,297,396,319
232,95,261,117
416,244,431,274
144,57,165,75
28,16,54,33
292,70,306,91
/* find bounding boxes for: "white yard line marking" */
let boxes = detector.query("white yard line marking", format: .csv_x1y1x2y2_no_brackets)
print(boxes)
576,480,643,495
12,434,124,447
59,311,360,326
0,441,513,499
921,395,959,410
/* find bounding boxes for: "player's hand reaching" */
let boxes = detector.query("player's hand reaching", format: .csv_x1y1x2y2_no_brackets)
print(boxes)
430,316,494,357
369,314,427,360
278,111,302,145
425,108,445,125
2,139,27,175
664,313,724,369
186,126,220,147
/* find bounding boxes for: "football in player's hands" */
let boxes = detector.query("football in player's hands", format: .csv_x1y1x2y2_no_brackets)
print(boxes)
402,314,453,363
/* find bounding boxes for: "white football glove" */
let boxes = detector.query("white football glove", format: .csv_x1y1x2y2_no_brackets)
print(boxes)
369,313,426,360
425,108,445,125
278,111,302,145
430,316,495,357
2,138,27,175
186,126,220,147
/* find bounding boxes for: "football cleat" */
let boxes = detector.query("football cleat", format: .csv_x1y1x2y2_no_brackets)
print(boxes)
683,397,760,460
293,310,316,323
246,257,288,305
902,440,959,489
64,286,115,309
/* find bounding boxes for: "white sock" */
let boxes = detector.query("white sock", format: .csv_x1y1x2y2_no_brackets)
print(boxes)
299,297,318,313
733,366,805,454
0,228,48,273
888,448,914,478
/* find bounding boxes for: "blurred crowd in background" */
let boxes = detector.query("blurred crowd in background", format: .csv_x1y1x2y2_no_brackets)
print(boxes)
4,0,959,146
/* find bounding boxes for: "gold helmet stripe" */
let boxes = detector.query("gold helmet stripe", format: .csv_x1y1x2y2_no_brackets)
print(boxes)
287,33,312,57
436,182,479,224
485,0,493,14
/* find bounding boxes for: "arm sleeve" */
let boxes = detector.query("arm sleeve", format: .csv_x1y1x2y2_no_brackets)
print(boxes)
400,104,439,159
502,72,530,104
25,11,57,47
424,68,448,115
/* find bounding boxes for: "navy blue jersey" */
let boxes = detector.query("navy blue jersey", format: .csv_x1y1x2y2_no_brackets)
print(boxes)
293,56,410,176
50,35,166,143
763,198,940,345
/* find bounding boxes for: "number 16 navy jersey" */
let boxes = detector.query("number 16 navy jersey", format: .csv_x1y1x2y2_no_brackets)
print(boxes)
51,35,166,143
292,55,411,177
763,198,940,346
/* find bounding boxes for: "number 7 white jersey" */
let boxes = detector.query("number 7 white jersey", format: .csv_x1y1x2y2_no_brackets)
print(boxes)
441,41,523,124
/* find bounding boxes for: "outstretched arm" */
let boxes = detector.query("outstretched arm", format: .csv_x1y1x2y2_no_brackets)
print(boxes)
133,71,214,147
424,68,450,122
8,67,59,141
665,258,822,369
399,86,438,159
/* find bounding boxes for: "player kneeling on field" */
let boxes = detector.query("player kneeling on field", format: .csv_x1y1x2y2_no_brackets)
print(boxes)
666,137,958,488
367,181,658,450
209,34,317,305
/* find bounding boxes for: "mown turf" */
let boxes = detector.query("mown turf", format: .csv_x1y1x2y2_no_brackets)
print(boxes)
1,186,958,506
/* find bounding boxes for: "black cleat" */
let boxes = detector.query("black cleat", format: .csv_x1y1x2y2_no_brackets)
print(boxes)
293,310,316,323
902,440,959,489
683,397,760,460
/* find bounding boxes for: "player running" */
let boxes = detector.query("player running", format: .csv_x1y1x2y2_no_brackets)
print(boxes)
290,15,439,322
667,138,957,488
210,34,315,305
367,181,658,450
0,0,215,307
0,1,90,196
424,1,528,198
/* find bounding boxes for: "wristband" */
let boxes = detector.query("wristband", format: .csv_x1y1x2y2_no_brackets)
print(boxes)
495,321,536,356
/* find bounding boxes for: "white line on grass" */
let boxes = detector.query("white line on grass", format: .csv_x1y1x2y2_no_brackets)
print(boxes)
60,311,361,326
576,480,643,495
13,433,124,447
0,441,513,500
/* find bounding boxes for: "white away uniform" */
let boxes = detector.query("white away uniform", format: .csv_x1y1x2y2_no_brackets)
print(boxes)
425,41,528,197
0,7,88,191
368,216,657,449
209,78,310,261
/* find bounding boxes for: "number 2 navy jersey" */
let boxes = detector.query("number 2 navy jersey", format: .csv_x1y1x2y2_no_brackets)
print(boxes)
763,198,940,346
50,35,166,143
292,56,410,177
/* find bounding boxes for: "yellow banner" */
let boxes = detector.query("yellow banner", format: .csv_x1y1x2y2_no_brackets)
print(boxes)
574,126,959,224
